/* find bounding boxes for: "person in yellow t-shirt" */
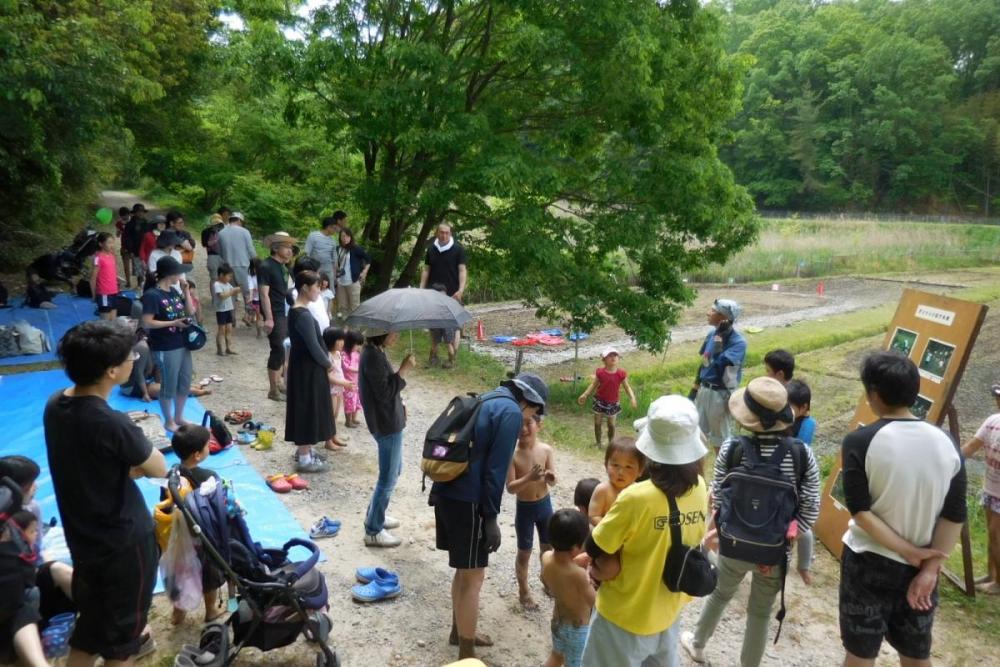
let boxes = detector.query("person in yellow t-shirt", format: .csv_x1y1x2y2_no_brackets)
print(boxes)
583,395,709,666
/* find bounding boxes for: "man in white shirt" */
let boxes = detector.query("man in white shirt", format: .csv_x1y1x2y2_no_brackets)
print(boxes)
303,213,344,280
839,351,966,667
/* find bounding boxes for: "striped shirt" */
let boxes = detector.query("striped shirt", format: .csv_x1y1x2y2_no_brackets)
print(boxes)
711,434,821,534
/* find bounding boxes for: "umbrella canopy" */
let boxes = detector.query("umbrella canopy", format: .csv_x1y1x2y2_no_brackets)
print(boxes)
345,287,472,333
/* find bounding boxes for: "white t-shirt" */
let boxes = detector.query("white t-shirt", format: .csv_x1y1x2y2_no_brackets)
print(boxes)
213,281,235,312
290,288,331,332
321,288,335,310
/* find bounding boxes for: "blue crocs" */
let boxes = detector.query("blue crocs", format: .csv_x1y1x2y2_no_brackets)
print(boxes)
355,566,399,585
351,578,401,603
309,516,341,539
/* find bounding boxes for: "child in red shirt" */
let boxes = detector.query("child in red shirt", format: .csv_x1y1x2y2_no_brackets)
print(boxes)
89,232,120,320
577,347,638,448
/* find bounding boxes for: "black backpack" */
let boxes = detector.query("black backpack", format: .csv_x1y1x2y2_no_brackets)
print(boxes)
420,392,515,489
715,435,807,642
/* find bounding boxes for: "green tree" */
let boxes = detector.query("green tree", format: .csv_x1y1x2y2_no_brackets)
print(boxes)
278,0,754,350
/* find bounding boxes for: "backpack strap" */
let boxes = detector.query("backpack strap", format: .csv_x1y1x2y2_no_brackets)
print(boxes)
765,439,790,467
723,435,754,470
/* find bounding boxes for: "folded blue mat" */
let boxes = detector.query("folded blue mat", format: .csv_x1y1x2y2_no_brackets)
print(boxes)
0,369,316,591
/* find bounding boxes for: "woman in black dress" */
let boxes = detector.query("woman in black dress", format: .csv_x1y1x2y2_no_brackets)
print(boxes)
285,270,333,473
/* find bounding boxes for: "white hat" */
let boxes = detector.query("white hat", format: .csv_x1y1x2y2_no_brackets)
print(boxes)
601,347,620,359
229,211,245,222
633,395,707,465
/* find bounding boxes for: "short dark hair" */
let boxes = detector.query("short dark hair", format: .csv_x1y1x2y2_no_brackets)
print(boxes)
58,320,134,386
366,332,389,347
96,231,112,246
218,263,234,278
293,255,320,276
573,477,600,509
860,351,920,408
118,206,130,215
647,460,703,498
172,425,211,461
764,349,795,381
11,510,37,531
0,456,41,490
217,207,231,216
294,269,321,291
322,327,346,351
319,271,332,287
786,379,812,409
165,210,183,224
321,216,340,229
344,329,364,355
332,210,347,223
604,436,645,470
548,509,590,552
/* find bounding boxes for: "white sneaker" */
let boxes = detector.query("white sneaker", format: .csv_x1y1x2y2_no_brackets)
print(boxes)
383,515,401,530
680,631,706,664
364,529,402,548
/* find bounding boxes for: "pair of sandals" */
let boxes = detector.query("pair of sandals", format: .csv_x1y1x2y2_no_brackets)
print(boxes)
197,375,224,387
267,473,309,493
224,409,252,425
173,622,227,667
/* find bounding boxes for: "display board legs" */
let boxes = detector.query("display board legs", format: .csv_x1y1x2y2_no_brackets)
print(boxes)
941,405,976,598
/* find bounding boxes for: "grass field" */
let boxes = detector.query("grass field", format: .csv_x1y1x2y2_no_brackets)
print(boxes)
689,218,1000,283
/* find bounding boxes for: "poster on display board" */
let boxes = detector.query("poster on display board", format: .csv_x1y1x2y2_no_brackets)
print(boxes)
814,288,987,560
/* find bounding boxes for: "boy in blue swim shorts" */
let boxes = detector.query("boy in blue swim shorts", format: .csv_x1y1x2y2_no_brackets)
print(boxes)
506,413,556,609
541,509,594,667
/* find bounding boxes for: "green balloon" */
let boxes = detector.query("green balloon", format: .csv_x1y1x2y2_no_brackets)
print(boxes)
95,207,113,225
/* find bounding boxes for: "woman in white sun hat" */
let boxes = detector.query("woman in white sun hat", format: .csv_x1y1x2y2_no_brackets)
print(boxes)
582,395,709,667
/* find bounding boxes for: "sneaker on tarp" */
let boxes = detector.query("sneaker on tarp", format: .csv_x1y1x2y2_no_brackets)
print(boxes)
309,517,341,539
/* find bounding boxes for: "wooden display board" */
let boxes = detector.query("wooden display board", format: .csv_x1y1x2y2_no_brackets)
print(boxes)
814,289,988,578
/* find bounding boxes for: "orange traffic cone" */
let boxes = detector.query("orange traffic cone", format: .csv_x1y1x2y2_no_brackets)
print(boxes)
476,319,486,341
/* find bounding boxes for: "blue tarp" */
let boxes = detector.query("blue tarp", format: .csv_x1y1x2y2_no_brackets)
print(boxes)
0,369,315,590
0,292,125,367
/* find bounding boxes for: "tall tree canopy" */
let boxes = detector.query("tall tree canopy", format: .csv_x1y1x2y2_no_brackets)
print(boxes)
281,0,754,349
714,0,1000,213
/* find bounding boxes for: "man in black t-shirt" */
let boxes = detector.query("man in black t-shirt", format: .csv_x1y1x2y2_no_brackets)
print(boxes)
419,223,468,367
259,232,297,401
43,320,167,665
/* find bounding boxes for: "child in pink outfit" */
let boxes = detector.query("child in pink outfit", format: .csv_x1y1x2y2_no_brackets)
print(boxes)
962,382,1000,595
341,330,363,428
90,232,120,320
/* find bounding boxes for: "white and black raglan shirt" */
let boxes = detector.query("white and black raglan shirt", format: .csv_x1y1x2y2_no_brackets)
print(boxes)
842,418,967,565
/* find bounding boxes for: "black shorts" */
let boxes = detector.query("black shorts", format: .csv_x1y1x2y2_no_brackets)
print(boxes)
267,315,288,371
839,547,938,660
216,310,235,326
37,561,76,627
95,293,119,313
434,498,489,569
70,533,157,661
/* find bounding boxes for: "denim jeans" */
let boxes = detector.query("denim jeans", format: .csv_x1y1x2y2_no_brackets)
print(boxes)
364,431,404,535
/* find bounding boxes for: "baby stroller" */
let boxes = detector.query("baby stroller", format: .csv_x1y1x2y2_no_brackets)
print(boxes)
167,466,338,667
27,227,100,289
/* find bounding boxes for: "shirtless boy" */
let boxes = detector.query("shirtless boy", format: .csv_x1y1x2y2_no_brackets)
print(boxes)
506,413,556,609
541,509,595,667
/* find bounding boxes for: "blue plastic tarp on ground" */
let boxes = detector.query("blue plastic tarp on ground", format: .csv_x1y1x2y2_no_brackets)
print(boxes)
0,369,316,591
0,293,110,367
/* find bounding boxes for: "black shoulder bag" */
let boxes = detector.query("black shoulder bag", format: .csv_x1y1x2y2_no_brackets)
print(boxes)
662,494,717,597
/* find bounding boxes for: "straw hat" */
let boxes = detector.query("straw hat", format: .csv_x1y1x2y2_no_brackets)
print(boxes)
264,231,299,250
728,377,793,433
633,395,707,465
